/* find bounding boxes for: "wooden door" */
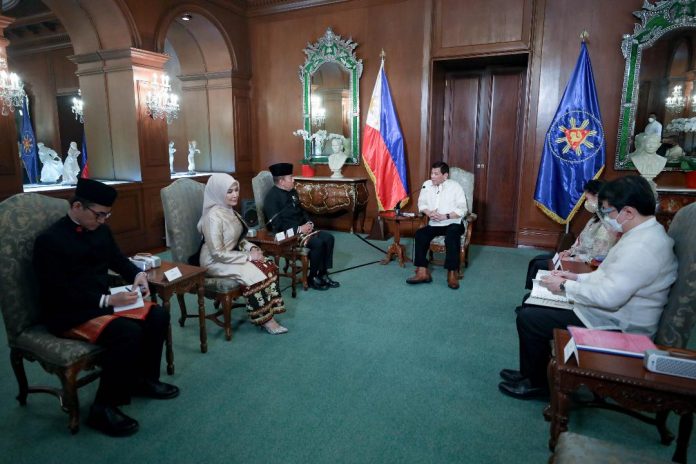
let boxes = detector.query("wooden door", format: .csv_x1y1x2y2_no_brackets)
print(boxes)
443,66,526,246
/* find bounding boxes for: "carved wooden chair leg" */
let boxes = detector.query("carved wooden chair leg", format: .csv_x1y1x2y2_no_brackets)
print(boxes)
60,366,81,434
301,256,309,290
10,349,29,405
222,296,233,341
176,294,188,327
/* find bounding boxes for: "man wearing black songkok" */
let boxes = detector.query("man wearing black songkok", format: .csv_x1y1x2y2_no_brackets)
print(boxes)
33,178,179,437
263,163,339,291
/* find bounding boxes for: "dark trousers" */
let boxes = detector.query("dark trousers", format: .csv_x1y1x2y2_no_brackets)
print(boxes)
516,302,584,388
94,306,169,406
413,223,465,271
525,253,554,289
305,230,334,279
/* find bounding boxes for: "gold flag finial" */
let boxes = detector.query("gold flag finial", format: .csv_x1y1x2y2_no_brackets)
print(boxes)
580,30,589,43
380,49,386,64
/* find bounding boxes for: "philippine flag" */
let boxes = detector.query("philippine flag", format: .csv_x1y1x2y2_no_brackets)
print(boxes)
362,61,408,211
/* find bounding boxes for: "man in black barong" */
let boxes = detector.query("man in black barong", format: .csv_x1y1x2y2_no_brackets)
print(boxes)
263,162,339,291
33,178,179,437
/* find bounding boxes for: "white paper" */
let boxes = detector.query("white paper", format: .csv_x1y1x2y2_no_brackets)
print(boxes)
164,267,183,281
286,228,295,237
110,285,144,312
275,231,286,241
563,338,579,365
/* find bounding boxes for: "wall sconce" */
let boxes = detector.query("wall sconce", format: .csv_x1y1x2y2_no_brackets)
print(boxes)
144,73,180,124
0,57,25,116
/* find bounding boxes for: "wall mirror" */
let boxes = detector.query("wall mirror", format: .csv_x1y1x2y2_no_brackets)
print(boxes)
299,28,362,165
616,0,696,170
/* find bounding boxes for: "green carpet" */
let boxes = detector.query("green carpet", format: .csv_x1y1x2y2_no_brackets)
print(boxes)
0,232,693,463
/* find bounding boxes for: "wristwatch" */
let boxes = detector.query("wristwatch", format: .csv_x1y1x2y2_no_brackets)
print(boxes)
446,213,450,219
559,280,566,292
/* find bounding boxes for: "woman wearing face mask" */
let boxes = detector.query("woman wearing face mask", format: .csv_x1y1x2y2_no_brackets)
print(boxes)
198,173,288,334
524,180,619,290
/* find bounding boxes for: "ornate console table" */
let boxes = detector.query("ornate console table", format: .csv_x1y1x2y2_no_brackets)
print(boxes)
656,187,696,229
294,176,369,233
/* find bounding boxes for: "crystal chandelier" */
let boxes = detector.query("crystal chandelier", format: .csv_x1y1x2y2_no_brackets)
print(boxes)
144,73,180,124
71,89,84,123
665,85,686,113
0,57,25,116
311,94,326,126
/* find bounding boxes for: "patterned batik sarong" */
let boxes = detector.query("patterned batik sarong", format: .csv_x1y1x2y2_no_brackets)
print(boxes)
243,260,286,325
62,301,155,343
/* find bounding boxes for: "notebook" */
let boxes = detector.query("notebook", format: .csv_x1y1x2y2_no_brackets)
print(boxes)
568,326,657,358
524,270,573,310
110,285,145,312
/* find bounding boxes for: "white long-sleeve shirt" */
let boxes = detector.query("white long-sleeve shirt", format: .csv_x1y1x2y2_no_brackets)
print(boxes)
417,179,468,227
565,217,678,338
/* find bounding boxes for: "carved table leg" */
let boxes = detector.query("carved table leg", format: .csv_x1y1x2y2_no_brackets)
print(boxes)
160,291,175,375
656,410,675,445
197,280,207,353
10,349,28,405
673,413,693,464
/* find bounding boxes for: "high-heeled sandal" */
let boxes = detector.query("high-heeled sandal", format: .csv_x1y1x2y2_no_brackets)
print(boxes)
261,323,288,335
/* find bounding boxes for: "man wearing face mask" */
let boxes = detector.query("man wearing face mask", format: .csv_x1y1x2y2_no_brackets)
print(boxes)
644,112,663,139
499,176,677,399
524,180,618,289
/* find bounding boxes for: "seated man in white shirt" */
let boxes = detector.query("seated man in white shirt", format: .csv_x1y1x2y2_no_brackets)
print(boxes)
406,161,468,289
498,175,678,399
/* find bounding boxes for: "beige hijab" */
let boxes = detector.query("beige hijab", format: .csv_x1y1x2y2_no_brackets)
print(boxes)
197,173,239,233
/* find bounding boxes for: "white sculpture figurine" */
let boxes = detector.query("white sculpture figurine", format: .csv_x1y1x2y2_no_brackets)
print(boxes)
187,140,200,174
37,142,63,183
328,136,348,179
630,133,667,194
62,142,80,185
168,141,176,174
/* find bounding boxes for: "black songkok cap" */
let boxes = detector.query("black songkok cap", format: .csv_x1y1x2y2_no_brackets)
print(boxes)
269,163,293,177
75,178,117,206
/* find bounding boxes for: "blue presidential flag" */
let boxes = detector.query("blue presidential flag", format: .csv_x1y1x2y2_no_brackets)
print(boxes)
19,97,39,184
534,42,605,224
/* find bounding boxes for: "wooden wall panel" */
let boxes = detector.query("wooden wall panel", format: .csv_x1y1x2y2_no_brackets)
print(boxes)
432,0,533,58
233,90,252,173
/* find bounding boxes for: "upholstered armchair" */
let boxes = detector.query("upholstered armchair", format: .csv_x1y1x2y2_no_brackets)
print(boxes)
252,171,309,290
427,167,477,278
160,178,244,346
0,193,103,434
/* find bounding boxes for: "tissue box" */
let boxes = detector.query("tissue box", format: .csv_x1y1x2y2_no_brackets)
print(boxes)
134,253,161,268
129,257,151,271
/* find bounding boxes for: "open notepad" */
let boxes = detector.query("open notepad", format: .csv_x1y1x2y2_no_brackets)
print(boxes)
524,270,573,310
109,285,144,312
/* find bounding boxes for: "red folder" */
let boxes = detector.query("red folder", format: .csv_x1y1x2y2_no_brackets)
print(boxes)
568,326,657,358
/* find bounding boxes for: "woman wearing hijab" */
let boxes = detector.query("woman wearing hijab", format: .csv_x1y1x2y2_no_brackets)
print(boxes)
198,173,288,334
524,180,619,289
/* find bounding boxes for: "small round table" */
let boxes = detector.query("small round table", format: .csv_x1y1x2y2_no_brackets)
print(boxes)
378,211,423,267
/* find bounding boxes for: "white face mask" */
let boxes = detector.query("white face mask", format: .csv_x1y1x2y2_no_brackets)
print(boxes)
648,117,655,123
602,209,625,233
584,200,598,214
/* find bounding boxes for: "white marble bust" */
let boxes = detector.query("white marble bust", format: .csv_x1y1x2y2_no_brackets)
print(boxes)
630,133,666,192
328,137,348,179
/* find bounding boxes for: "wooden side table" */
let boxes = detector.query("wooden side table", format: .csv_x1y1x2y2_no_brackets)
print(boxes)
378,211,423,267
247,230,302,297
293,176,369,233
146,261,206,374
547,329,696,463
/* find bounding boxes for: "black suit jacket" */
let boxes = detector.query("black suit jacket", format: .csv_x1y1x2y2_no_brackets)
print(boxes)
33,215,141,334
263,186,311,233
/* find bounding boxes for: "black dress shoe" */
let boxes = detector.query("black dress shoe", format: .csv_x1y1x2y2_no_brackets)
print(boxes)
86,404,139,437
321,275,340,288
498,379,548,400
133,380,180,400
308,276,329,291
499,368,526,383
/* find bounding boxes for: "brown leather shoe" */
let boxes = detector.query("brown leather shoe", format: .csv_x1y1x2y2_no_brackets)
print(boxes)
447,270,460,289
406,267,432,284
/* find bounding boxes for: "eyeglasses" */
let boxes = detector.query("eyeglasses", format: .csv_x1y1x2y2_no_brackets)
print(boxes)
85,205,112,220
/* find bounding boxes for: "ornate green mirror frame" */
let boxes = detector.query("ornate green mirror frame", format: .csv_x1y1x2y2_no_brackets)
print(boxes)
616,0,696,170
299,28,363,165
